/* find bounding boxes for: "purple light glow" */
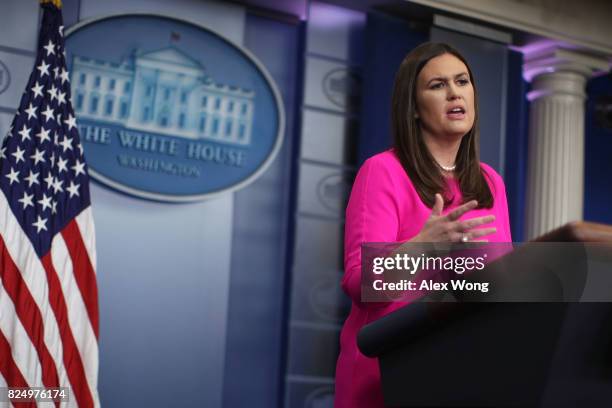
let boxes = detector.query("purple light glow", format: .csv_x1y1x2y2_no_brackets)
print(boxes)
527,89,554,102
309,2,365,28
509,39,559,57
513,40,575,82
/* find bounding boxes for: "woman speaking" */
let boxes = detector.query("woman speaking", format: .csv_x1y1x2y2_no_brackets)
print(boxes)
335,42,512,407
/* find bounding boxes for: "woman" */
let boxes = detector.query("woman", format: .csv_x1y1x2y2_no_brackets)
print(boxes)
334,42,512,407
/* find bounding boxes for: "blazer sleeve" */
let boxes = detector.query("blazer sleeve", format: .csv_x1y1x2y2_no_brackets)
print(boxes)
342,157,400,304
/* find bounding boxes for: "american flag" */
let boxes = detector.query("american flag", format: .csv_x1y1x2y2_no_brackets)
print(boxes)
0,2,99,407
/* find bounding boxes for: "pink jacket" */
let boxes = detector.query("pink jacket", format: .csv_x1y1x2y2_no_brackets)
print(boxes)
335,150,512,407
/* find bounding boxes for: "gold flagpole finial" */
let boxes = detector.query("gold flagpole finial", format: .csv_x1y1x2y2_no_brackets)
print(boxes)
40,0,62,8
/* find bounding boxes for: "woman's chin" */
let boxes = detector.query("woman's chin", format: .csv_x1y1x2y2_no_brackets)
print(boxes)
440,129,469,140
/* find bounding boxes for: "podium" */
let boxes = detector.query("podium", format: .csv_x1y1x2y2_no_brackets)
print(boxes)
357,222,612,407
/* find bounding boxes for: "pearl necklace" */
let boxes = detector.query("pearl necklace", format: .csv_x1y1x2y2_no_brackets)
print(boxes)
438,163,456,172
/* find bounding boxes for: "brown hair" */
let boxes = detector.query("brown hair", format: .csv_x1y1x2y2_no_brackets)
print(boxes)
391,42,493,209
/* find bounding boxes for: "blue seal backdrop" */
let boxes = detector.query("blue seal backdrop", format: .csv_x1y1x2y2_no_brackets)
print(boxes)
65,14,284,201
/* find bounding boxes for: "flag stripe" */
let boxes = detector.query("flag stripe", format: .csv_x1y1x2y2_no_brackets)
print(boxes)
0,236,61,393
0,281,43,393
50,233,99,407
0,331,35,408
60,220,99,338
40,254,94,408
0,372,16,408
0,193,72,404
75,209,96,274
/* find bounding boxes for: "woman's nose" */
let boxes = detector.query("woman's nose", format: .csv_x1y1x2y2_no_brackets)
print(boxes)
447,84,461,100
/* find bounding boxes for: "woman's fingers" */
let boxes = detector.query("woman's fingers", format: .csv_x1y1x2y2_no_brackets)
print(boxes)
451,227,495,242
459,215,496,230
446,200,478,221
450,231,467,242
425,197,499,242
466,227,497,239
431,193,444,217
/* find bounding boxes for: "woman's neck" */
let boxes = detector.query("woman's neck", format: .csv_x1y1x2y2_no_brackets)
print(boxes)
422,130,462,169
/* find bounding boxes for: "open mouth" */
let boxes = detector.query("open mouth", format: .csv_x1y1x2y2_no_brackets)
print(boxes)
446,107,466,119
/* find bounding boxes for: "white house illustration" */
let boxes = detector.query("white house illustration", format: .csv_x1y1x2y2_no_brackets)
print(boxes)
70,47,255,146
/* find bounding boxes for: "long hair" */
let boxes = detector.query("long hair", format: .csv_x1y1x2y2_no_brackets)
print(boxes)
391,42,493,208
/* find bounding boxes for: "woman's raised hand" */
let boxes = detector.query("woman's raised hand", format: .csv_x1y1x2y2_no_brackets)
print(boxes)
412,193,496,242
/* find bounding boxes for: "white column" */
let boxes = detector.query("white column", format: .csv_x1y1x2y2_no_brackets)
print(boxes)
524,47,609,239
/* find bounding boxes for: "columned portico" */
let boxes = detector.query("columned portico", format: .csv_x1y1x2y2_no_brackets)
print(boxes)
523,47,608,238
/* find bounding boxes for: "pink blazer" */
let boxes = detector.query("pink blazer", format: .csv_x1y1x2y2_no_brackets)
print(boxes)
335,150,512,408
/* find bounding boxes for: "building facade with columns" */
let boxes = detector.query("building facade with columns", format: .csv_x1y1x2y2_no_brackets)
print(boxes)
70,47,255,146
523,48,609,238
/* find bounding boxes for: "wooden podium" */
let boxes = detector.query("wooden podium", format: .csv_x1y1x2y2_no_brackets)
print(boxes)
357,222,612,408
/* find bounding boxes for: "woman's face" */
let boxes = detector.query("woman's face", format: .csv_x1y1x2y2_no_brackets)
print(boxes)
415,53,475,140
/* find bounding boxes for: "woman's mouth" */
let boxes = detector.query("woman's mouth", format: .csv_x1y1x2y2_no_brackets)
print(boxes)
446,107,466,120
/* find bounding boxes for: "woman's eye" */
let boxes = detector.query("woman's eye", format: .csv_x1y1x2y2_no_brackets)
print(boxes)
431,82,444,89
457,79,470,86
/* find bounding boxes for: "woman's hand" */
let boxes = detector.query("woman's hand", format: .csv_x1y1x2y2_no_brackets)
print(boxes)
412,193,496,242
